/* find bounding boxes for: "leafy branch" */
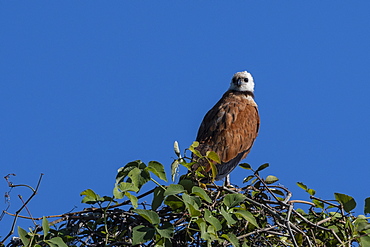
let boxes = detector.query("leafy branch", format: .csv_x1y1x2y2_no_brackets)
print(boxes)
1,143,370,247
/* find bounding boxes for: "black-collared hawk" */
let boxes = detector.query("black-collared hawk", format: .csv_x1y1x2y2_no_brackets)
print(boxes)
193,71,260,183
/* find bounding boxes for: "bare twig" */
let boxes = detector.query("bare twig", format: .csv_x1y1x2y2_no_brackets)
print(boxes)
288,200,315,206
310,196,340,207
1,173,44,244
285,204,298,247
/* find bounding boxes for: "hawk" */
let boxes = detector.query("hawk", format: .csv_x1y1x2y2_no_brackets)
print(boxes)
193,71,260,184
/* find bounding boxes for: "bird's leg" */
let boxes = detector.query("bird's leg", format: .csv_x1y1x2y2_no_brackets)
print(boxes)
224,175,230,187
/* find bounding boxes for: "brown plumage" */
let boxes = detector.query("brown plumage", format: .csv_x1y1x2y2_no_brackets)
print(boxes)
193,71,260,182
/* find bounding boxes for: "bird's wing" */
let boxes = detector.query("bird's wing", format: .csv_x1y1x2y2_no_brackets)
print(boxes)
195,92,259,164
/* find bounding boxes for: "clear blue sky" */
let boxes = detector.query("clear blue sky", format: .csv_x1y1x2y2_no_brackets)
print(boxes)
1,1,370,240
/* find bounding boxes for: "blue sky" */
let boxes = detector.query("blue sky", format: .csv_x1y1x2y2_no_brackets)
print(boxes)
1,1,370,240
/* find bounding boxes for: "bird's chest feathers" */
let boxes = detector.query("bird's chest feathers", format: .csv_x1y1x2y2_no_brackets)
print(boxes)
219,94,255,119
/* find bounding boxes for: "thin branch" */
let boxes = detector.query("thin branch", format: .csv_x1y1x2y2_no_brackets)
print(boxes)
1,173,44,244
310,196,340,207
253,172,281,203
237,225,278,239
18,195,37,226
288,200,315,206
285,204,298,247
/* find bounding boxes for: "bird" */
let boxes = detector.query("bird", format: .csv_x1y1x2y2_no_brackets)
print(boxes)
192,71,260,184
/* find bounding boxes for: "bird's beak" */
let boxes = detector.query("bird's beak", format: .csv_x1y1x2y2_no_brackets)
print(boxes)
237,79,242,87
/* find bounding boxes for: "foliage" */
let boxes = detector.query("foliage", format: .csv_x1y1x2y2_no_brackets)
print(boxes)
1,143,370,247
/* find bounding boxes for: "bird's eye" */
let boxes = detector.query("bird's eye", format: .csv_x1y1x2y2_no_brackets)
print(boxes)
244,78,249,82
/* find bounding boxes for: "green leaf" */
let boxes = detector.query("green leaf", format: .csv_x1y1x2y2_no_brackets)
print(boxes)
80,189,104,204
307,188,316,196
133,209,160,225
18,226,30,246
179,179,194,193
117,181,139,193
186,203,201,217
221,206,237,226
329,211,342,219
146,161,167,182
155,238,172,247
189,141,202,157
48,237,68,247
242,242,250,247
164,195,184,210
239,163,252,170
210,162,218,181
255,163,269,173
265,175,279,184
164,184,185,196
152,186,165,211
191,150,202,158
183,161,196,170
223,193,246,208
182,193,201,208
204,209,222,231
183,193,201,217
132,225,155,245
156,222,174,238
360,230,370,247
206,151,221,164
190,141,199,148
254,181,261,189
113,181,139,200
128,167,150,189
125,192,138,208
354,215,370,232
191,186,212,203
195,218,210,241
116,160,146,184
295,208,306,215
243,175,254,183
354,215,370,247
335,193,356,213
234,209,259,228
296,182,315,196
42,216,50,238
221,233,239,247
312,199,324,209
170,159,180,182
206,225,219,241
296,182,308,191
250,178,258,186
113,186,124,199
365,197,370,215
80,188,98,198
270,189,285,196
294,233,303,246
45,240,58,247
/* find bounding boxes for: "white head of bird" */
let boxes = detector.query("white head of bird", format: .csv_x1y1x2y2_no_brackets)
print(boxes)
228,71,254,92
